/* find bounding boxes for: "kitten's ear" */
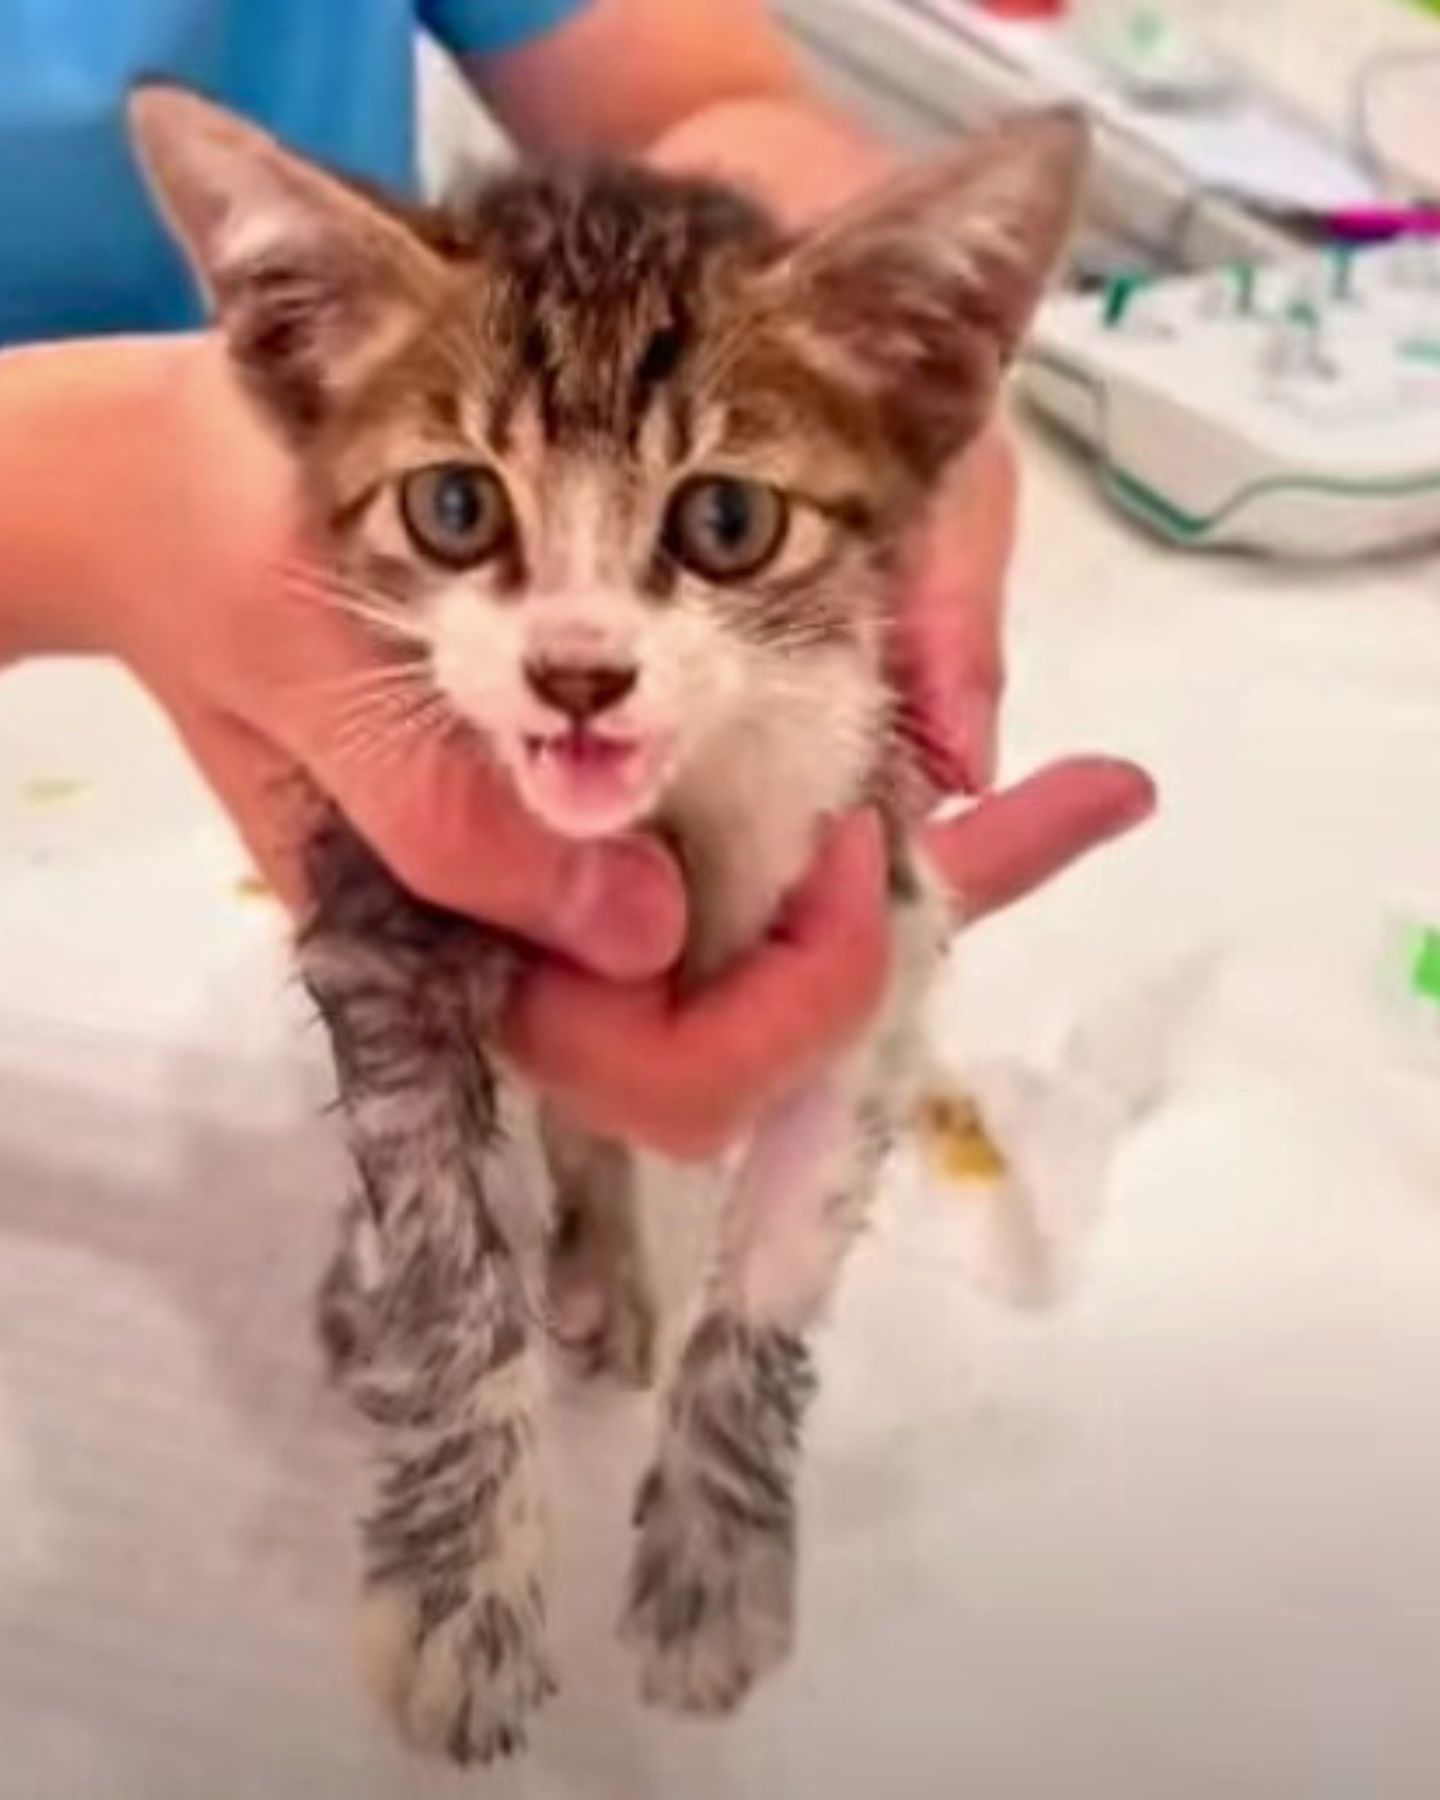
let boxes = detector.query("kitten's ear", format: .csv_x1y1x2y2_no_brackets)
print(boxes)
767,109,1087,474
128,84,447,435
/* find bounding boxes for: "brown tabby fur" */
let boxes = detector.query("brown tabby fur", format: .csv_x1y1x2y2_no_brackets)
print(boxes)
129,84,1085,1763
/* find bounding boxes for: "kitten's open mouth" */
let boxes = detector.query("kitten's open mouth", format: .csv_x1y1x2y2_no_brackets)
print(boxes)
524,729,638,775
518,728,658,835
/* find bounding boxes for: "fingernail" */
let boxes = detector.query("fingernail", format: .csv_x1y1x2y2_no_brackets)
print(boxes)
1120,779,1159,827
1090,758,1158,828
554,838,686,978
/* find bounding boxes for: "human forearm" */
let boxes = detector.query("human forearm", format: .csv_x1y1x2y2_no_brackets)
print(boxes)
465,0,931,249
469,0,899,226
0,332,306,686
0,336,202,662
468,0,799,158
0,342,104,661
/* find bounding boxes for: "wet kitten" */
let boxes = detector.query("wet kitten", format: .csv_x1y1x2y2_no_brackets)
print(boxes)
130,87,1084,1763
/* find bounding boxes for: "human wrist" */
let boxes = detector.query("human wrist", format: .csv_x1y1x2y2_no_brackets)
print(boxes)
0,344,99,659
0,335,214,662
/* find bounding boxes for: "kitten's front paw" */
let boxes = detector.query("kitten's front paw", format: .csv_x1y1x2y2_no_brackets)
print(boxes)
546,1203,657,1389
620,1462,796,1715
358,1576,557,1764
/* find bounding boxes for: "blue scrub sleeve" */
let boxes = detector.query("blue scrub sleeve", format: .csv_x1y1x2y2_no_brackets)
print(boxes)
420,0,591,56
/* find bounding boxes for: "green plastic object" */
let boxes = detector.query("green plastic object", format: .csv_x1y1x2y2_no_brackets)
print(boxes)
1126,6,1168,55
1409,926,1440,1004
1328,243,1358,303
1284,295,1320,330
1102,270,1150,329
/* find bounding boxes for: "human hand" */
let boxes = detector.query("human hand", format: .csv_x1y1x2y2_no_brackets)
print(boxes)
1,334,684,979
152,355,1147,1158
0,335,1147,1164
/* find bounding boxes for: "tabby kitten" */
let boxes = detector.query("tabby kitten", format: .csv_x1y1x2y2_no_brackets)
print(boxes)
129,86,1084,1764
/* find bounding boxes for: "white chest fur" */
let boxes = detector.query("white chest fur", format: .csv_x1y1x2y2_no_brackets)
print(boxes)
661,679,881,980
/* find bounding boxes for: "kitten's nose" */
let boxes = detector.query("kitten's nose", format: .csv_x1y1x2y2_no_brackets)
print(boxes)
525,659,638,725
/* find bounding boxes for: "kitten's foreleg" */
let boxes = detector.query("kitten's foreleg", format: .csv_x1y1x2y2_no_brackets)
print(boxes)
622,1074,892,1714
623,867,944,1715
299,830,554,1764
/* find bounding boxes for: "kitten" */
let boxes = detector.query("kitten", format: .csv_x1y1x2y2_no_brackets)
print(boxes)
129,87,1084,1764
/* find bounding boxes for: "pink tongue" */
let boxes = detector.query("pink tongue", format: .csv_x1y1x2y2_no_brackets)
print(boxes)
537,732,638,795
556,732,629,769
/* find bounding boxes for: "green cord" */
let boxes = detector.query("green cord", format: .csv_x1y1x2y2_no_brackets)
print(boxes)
1022,346,1440,545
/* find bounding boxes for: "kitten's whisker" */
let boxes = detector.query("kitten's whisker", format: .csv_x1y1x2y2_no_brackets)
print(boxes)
322,705,437,770
307,670,444,748
311,665,433,720
320,702,455,796
741,602,864,653
274,555,432,649
288,662,433,709
313,681,436,737
320,687,452,769
279,572,415,631
338,682,455,750
284,583,424,648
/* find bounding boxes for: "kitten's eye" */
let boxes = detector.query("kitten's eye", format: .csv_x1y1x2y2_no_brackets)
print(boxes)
399,464,512,568
663,476,788,583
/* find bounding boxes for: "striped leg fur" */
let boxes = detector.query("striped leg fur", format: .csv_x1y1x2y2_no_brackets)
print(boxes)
300,825,555,1764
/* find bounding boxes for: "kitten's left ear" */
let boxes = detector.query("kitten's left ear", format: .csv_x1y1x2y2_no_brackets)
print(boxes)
766,109,1088,474
129,83,448,436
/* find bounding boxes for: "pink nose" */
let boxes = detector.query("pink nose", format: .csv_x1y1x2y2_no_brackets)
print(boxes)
525,660,637,725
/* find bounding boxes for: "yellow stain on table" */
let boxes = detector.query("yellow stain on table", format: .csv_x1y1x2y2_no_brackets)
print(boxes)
234,872,273,902
18,775,90,810
913,1089,1007,1187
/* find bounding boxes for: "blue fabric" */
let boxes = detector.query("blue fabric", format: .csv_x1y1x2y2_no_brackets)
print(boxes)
0,0,588,343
